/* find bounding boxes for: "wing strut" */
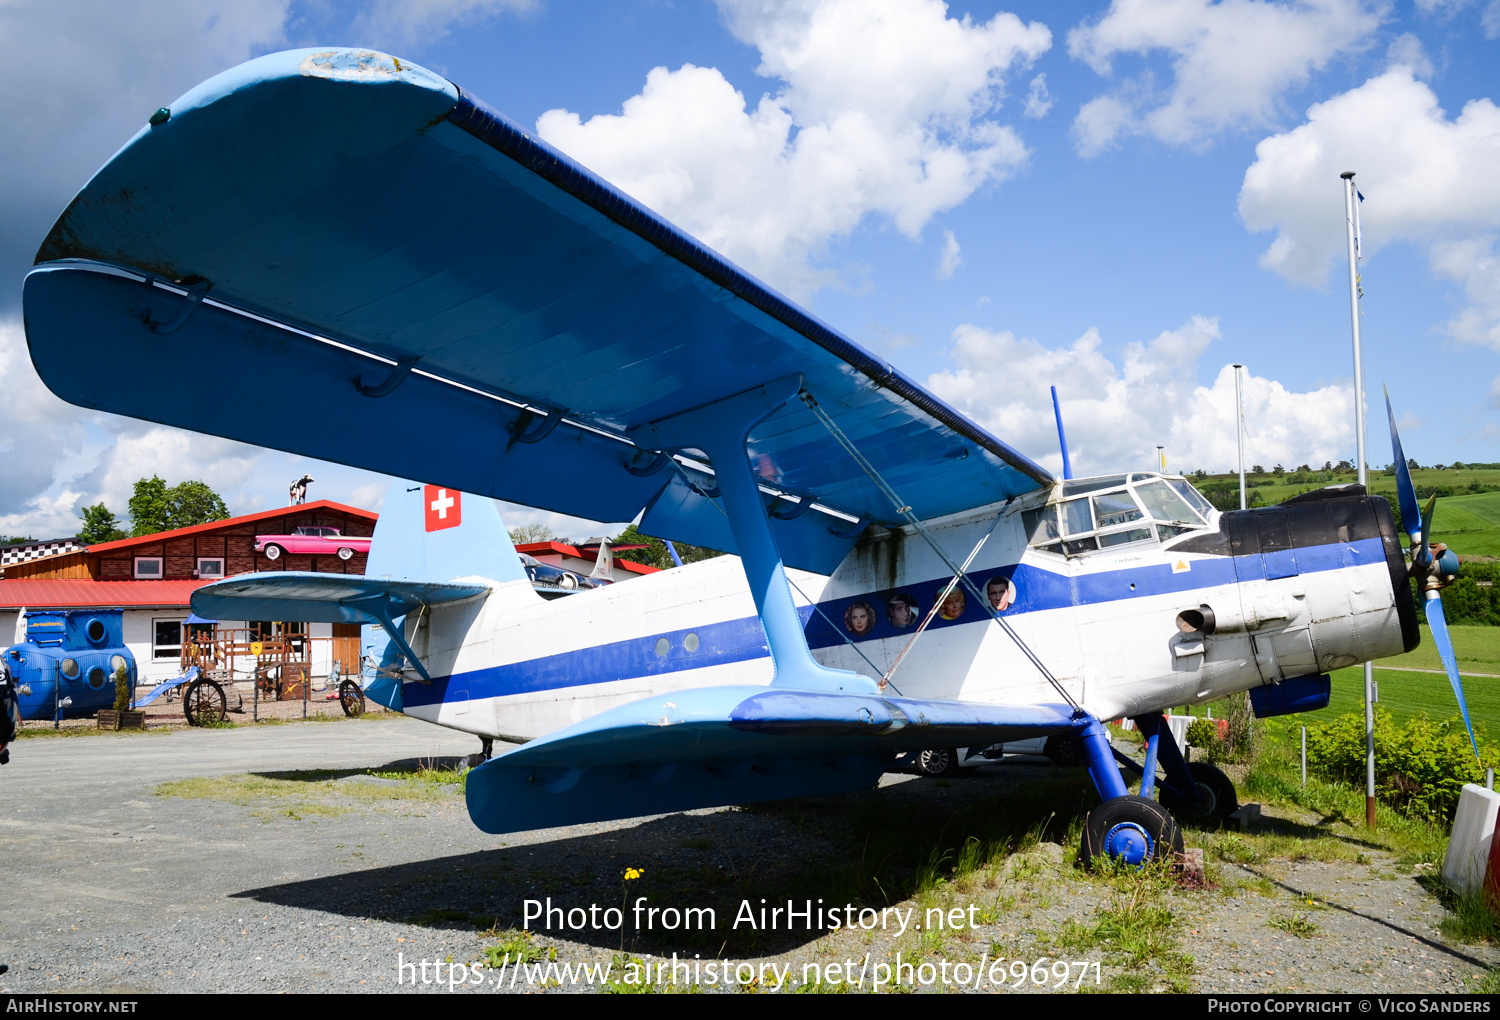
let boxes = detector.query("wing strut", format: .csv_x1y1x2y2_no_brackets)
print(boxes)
343,594,432,683
798,388,1080,712
629,376,876,695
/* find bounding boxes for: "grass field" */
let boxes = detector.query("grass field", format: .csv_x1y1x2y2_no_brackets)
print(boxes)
1179,624,1500,738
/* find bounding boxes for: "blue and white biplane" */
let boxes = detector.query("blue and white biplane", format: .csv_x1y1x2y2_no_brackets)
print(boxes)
20,48,1474,865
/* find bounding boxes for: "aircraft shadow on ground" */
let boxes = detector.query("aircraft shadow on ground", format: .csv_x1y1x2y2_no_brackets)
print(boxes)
229,762,1094,956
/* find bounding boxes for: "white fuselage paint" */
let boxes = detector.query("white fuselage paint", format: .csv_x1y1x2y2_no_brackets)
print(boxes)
391,490,1404,743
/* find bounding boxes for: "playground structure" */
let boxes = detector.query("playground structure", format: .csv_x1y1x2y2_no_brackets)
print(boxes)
165,622,366,724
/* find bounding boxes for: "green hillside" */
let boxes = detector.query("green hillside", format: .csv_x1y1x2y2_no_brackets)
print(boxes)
1190,467,1500,559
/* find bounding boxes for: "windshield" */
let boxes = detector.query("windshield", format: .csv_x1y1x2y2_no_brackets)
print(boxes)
1025,472,1210,557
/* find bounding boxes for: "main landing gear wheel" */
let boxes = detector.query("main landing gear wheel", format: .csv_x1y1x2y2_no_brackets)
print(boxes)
1044,732,1086,767
1159,761,1238,826
263,544,284,561
917,747,961,777
183,679,227,726
339,679,365,717
1080,794,1184,871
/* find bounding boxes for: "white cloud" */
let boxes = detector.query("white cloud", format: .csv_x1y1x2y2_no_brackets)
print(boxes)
1239,70,1500,351
926,316,1355,475
351,0,537,49
0,319,91,532
1067,0,1382,155
937,229,962,279
537,0,1050,294
1023,73,1053,118
1384,32,1434,78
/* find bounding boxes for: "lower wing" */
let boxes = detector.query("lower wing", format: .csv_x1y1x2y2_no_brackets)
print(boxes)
467,686,1080,833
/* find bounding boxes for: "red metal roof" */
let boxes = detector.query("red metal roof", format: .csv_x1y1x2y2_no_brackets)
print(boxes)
0,579,211,609
84,499,377,554
514,541,660,575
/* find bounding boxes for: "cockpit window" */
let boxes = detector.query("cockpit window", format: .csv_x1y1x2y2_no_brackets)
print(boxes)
1026,473,1210,558
1134,479,1201,525
1061,475,1127,497
1059,498,1093,536
1092,491,1143,529
1168,478,1215,517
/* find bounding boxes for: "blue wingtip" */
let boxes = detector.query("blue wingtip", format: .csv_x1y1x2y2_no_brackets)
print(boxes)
1424,594,1480,761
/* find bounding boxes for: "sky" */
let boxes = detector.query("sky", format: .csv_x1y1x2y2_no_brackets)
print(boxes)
1,0,1497,542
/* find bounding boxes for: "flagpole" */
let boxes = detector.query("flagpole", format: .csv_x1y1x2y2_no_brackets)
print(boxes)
1233,364,1246,510
1342,169,1377,830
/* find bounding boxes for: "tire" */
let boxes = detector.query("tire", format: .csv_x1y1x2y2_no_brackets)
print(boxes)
1080,794,1184,871
183,679,227,726
263,544,284,561
1044,732,1086,767
339,679,365,718
917,747,961,777
1158,761,1238,826
336,547,354,561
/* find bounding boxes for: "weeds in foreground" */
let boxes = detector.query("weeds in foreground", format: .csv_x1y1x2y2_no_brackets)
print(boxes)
1267,913,1320,938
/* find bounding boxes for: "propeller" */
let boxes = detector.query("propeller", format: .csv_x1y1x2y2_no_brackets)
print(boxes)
1385,388,1478,759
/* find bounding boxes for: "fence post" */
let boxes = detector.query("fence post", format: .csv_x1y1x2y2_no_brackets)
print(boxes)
1301,726,1307,788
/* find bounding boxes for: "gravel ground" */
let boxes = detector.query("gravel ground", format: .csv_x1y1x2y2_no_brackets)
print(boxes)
2,718,1496,994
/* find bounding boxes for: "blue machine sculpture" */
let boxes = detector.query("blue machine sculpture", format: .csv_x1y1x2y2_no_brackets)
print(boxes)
7,608,136,721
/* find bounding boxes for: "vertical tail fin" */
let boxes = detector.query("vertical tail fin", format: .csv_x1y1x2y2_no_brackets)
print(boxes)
365,483,527,585
590,539,614,582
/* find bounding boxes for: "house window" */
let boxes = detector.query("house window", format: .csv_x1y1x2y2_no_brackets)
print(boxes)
134,557,163,579
196,557,225,578
153,619,183,660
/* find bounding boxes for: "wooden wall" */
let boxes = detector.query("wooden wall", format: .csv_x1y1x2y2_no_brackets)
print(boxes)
3,507,375,581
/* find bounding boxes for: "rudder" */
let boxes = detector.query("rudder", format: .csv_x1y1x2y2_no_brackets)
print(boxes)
366,482,527,585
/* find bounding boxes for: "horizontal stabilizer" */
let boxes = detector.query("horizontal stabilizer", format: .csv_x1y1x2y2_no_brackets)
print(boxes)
192,572,490,685
465,685,1078,832
190,572,489,624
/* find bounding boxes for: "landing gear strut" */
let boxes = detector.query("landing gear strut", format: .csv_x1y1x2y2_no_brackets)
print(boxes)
1076,712,1237,868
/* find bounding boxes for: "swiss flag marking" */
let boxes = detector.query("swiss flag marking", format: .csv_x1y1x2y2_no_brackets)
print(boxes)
424,485,461,532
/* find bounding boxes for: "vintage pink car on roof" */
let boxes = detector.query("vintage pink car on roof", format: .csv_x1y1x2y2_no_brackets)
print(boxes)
255,526,370,562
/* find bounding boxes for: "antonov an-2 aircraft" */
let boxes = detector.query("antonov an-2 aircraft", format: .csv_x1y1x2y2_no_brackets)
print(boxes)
21,48,1474,867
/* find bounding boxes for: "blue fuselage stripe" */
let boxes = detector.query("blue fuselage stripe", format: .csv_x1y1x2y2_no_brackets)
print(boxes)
400,537,1386,708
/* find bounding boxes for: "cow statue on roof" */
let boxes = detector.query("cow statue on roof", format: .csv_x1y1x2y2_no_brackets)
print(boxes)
289,474,314,505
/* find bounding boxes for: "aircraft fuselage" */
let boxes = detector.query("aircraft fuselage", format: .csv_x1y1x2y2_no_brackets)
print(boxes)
385,476,1414,742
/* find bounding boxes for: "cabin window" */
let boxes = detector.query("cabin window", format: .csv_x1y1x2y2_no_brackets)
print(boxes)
197,557,225,578
153,620,183,660
134,557,163,579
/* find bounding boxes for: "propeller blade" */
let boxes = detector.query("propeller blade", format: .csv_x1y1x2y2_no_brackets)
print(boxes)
1423,593,1480,761
1419,493,1438,569
1385,388,1422,544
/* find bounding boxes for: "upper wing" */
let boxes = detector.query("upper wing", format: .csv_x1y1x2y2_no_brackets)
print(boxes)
24,48,1050,571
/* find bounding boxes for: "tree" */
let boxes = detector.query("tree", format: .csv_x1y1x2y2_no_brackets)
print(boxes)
508,523,555,545
1252,464,1264,474
127,476,230,536
78,503,127,544
2,535,34,545
613,523,723,570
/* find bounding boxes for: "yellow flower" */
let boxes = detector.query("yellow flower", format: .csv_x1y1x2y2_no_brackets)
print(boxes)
624,867,644,880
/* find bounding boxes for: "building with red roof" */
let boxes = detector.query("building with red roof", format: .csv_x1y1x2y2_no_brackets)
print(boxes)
0,500,375,681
